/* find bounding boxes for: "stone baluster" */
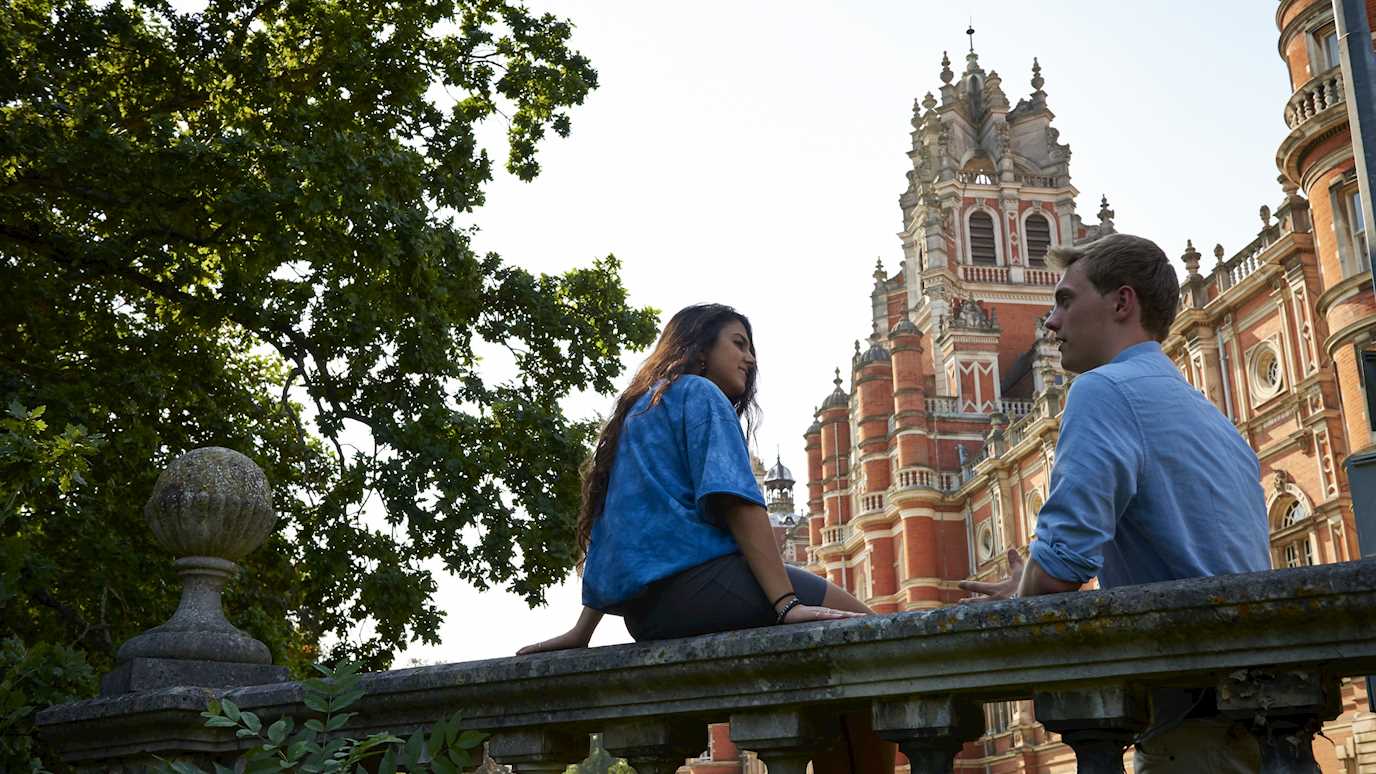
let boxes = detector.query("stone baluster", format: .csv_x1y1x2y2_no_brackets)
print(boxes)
1217,668,1341,774
602,718,705,774
729,708,832,774
871,695,985,774
101,447,288,695
1033,685,1148,774
488,728,586,774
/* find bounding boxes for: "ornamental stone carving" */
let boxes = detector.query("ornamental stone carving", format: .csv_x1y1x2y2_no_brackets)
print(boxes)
144,446,275,560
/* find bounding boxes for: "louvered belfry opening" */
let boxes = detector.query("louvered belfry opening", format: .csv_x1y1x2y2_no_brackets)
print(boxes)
969,211,997,265
1025,213,1051,266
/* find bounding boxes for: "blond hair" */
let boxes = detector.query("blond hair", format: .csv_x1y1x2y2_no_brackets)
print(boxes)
1048,234,1180,340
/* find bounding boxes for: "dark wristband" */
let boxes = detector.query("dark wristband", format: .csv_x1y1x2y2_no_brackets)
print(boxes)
771,591,797,608
775,597,804,624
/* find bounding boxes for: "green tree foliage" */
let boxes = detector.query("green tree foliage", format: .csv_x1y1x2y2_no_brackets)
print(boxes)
0,403,102,772
0,0,657,685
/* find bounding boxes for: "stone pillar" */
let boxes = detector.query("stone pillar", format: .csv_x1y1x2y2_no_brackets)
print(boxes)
1217,668,1342,774
602,718,704,774
871,695,984,774
729,708,832,774
100,446,288,695
1033,685,1148,774
488,728,587,774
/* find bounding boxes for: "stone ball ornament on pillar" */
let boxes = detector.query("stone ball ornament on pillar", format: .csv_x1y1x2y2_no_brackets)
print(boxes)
100,446,290,695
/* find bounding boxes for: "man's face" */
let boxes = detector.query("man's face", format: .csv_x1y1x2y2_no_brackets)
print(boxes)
1044,261,1118,374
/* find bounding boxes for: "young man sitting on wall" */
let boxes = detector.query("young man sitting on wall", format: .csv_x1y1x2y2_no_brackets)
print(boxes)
960,233,1271,774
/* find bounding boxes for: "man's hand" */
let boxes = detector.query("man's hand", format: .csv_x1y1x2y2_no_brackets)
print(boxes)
957,549,1025,602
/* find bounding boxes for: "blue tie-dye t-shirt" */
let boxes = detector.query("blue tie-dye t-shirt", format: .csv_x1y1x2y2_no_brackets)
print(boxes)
581,375,766,611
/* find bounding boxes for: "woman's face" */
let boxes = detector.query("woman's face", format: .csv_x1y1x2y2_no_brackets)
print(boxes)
702,320,756,400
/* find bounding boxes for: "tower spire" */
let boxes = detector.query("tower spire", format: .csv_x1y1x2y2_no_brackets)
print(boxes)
967,20,975,53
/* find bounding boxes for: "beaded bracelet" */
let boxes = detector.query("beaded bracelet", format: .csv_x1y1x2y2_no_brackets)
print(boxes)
775,597,803,624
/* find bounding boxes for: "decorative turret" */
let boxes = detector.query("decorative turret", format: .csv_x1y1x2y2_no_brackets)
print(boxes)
763,452,797,521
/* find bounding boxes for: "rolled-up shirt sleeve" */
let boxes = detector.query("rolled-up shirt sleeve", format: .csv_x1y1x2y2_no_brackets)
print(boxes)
1030,373,1144,583
682,379,766,525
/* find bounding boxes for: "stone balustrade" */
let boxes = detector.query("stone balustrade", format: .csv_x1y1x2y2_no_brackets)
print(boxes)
38,559,1376,774
958,264,1010,284
859,493,885,514
819,523,851,546
1214,223,1282,293
998,399,1034,419
1024,267,1060,285
951,170,1065,189
924,395,961,416
894,466,936,490
1284,66,1345,130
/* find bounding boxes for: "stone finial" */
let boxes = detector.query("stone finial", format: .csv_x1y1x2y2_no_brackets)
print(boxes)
1182,240,1201,277
833,368,842,387
874,258,886,281
922,91,938,112
1031,57,1045,97
1279,173,1300,199
940,52,954,85
145,447,275,560
965,49,981,74
1214,243,1226,264
1097,195,1115,229
103,447,287,695
1260,204,1273,228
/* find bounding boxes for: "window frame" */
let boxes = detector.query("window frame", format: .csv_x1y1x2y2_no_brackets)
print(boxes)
966,208,1001,266
1022,212,1054,267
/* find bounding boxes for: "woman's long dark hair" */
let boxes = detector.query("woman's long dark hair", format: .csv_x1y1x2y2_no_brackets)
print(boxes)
576,304,760,555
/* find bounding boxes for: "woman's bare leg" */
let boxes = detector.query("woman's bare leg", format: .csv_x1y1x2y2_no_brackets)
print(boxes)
822,579,874,615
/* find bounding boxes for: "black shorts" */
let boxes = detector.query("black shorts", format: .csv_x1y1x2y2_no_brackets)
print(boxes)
617,553,828,641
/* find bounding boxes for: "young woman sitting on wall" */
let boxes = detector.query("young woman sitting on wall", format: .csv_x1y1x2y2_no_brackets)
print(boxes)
519,303,893,774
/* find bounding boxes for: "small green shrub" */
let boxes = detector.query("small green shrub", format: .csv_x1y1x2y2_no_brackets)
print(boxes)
160,661,486,774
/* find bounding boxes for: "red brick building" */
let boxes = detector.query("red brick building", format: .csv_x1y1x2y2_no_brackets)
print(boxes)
793,4,1376,770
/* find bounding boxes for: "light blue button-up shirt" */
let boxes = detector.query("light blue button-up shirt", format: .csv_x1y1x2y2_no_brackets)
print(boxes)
1030,341,1271,588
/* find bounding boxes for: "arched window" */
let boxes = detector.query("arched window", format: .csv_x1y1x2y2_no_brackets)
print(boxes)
1272,497,1315,568
969,211,998,265
1025,214,1052,266
1280,499,1306,528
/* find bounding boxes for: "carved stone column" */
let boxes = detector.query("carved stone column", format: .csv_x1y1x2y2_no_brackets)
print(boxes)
488,728,586,774
100,447,288,695
602,718,705,774
1034,685,1148,774
729,708,832,774
871,695,984,774
1217,668,1341,774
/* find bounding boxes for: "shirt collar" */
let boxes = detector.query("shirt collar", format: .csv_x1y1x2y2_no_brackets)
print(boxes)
1109,340,1164,364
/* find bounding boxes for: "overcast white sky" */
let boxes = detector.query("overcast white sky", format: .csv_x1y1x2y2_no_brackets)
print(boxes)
390,1,1295,663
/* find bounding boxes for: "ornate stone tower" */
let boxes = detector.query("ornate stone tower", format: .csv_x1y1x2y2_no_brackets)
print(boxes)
804,39,1091,613
1276,0,1376,457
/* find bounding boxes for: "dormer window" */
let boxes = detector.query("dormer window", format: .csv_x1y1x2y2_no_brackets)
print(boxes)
1025,213,1052,266
969,211,998,265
